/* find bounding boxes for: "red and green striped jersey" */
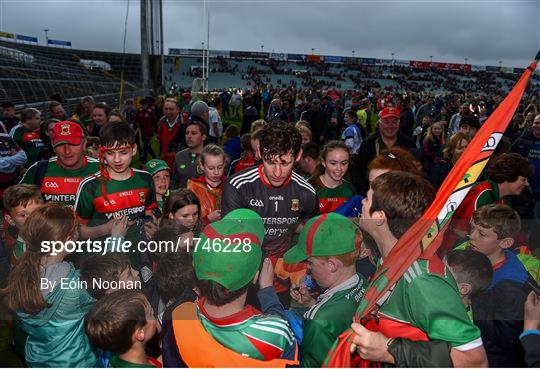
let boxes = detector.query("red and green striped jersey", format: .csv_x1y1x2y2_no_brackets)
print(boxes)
375,256,482,351
20,156,99,208
11,125,44,168
196,297,295,361
313,177,356,213
74,168,157,247
452,180,506,233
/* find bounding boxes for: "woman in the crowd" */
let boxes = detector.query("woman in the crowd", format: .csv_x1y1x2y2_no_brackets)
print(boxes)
422,120,446,171
89,102,111,137
309,140,355,214
428,132,469,189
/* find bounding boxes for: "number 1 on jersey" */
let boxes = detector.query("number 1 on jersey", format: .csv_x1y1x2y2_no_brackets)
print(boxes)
274,201,278,212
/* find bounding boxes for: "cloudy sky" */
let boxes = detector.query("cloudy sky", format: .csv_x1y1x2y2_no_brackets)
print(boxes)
1,0,538,68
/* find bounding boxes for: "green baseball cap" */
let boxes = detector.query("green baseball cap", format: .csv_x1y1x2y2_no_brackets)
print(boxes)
193,209,265,291
144,159,170,176
284,213,360,264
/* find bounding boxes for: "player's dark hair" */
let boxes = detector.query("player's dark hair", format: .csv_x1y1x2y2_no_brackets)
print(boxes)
446,249,493,295
85,290,148,354
196,279,249,306
99,121,136,148
370,171,435,239
259,120,302,162
488,153,533,183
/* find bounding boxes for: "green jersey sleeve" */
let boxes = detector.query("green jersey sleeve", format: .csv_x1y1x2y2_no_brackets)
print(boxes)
75,177,97,222
407,273,482,350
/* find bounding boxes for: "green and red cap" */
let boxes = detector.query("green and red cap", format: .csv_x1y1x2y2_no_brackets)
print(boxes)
284,213,360,264
193,209,265,291
144,159,171,176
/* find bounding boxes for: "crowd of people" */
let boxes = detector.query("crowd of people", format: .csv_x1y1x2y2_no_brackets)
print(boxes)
0,80,540,368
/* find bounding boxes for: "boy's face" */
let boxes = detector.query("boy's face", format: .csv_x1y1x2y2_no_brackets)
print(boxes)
103,144,136,176
360,188,379,236
307,256,335,289
7,199,43,229
469,220,509,260
201,154,224,185
142,298,159,342
153,170,170,196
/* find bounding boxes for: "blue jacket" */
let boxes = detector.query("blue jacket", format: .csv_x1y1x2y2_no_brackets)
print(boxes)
18,264,98,367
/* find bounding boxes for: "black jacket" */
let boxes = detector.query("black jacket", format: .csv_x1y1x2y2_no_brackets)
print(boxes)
351,132,415,195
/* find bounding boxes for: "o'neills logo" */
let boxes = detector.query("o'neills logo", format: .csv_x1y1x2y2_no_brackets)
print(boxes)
60,124,71,136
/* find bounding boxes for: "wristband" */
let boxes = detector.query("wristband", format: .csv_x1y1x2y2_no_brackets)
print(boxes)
386,337,395,348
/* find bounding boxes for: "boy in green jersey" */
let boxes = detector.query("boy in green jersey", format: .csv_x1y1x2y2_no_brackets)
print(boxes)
85,290,161,368
350,171,488,367
75,121,157,268
10,108,44,168
283,212,367,367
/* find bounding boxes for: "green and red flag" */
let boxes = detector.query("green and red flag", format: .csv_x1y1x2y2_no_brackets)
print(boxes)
323,52,540,367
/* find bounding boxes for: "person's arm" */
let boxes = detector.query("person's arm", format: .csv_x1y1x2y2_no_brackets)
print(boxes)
0,149,26,173
257,258,288,319
450,346,488,367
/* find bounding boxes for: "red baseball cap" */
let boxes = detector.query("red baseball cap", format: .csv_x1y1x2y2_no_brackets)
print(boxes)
53,121,84,147
378,107,401,120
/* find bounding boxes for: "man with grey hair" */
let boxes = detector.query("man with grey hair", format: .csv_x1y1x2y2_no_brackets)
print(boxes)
190,100,210,135
10,108,44,168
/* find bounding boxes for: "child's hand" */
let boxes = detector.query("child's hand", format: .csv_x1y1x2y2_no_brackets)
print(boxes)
111,216,130,237
290,281,316,307
143,214,159,240
524,291,540,331
207,210,222,223
258,258,275,289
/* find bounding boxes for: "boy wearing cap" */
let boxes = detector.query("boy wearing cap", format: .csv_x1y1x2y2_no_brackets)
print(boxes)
171,209,298,367
283,212,367,367
351,106,415,196
20,120,100,208
144,159,170,212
